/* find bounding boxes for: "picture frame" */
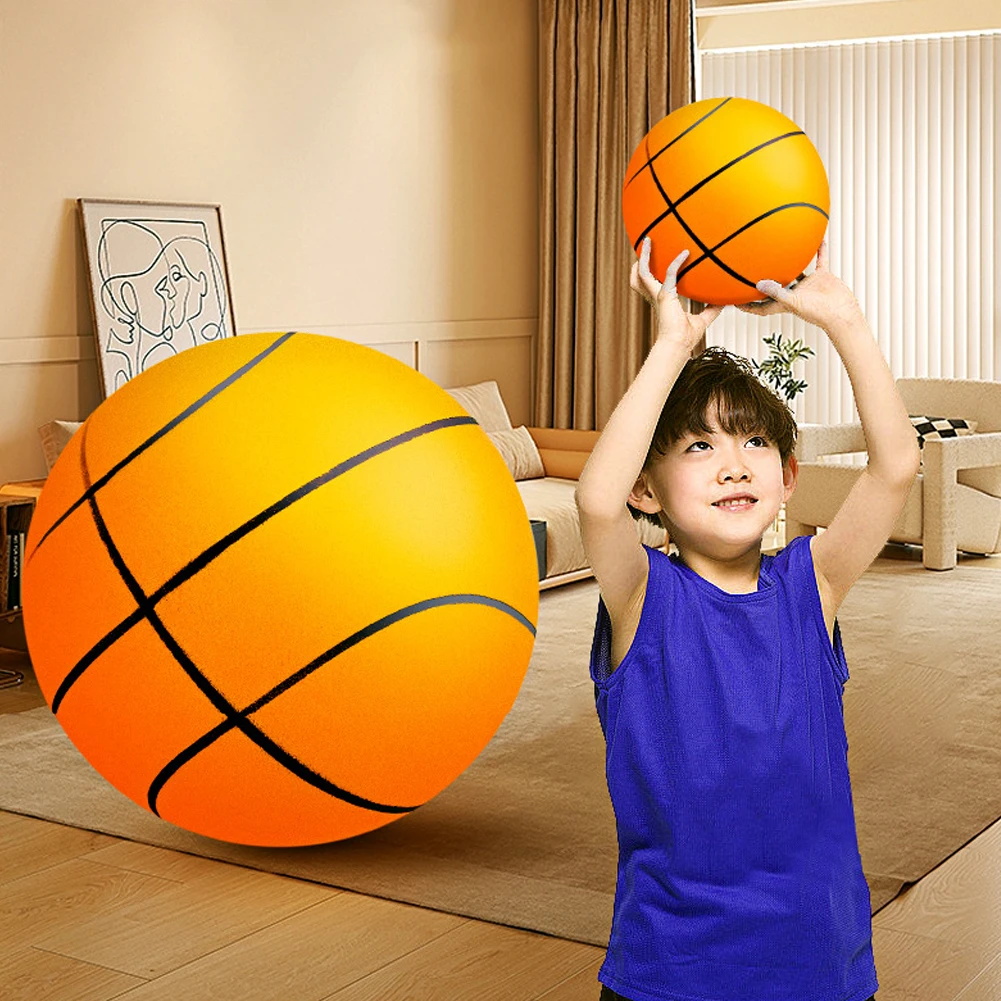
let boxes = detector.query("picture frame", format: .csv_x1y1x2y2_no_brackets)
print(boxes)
78,198,237,398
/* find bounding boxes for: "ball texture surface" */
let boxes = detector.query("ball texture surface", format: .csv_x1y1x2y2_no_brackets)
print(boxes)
23,332,539,847
622,96,830,305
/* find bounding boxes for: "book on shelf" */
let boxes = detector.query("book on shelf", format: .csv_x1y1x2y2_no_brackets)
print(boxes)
5,529,24,612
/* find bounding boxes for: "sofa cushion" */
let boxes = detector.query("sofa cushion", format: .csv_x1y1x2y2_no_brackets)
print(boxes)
487,426,545,481
444,381,513,432
957,465,1001,500
517,477,667,577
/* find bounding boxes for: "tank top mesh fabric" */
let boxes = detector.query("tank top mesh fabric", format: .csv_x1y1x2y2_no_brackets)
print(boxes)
589,533,879,1001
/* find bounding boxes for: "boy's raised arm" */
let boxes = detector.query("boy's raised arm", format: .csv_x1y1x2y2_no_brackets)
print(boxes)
575,338,692,515
575,240,723,515
739,239,921,607
575,242,723,646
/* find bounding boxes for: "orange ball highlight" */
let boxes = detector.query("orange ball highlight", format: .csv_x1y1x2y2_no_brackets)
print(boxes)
622,96,830,306
22,332,539,847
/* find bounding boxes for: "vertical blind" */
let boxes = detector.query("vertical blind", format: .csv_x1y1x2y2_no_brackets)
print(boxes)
698,31,1001,431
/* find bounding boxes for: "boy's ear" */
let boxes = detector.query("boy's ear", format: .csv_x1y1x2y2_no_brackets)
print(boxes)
783,453,799,499
628,471,663,514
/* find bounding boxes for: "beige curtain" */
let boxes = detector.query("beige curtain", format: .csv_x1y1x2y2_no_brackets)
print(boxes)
537,0,698,431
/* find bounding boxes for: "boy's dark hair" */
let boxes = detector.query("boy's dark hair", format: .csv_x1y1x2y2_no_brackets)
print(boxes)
627,345,799,529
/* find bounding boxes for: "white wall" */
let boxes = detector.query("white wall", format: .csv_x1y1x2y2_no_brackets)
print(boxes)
0,0,538,481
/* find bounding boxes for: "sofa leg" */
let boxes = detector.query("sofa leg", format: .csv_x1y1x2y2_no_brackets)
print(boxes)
921,544,957,571
920,443,958,569
921,508,958,570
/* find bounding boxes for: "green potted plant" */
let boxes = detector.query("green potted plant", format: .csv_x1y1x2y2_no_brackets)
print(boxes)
750,331,814,402
750,332,815,547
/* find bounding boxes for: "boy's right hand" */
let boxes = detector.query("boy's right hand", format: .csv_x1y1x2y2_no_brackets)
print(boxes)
631,237,724,351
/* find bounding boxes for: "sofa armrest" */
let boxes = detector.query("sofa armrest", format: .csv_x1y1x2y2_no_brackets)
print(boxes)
921,431,1001,474
525,427,599,480
795,422,867,463
917,432,1001,568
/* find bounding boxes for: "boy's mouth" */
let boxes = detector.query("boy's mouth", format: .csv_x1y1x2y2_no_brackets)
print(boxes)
712,494,758,510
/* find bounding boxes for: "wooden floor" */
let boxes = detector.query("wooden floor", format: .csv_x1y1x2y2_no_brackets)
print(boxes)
2,543,1001,1000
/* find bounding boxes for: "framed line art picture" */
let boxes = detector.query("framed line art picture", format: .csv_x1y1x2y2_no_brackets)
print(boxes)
78,199,238,398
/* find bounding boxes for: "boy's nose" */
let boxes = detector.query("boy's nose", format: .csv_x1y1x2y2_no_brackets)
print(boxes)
719,460,751,481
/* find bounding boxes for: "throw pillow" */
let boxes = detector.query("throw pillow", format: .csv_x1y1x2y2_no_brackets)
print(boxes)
38,420,83,473
909,415,978,464
487,426,545,481
444,380,513,433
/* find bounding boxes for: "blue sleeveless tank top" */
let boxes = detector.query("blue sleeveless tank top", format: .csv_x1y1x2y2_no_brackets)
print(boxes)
589,533,878,1001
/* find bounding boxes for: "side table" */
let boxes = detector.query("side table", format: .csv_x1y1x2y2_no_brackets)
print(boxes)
529,519,547,581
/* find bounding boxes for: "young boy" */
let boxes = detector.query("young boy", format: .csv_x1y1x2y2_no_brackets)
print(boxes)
576,236,920,1001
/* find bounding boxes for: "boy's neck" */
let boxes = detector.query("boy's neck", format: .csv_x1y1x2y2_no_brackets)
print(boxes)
675,544,764,594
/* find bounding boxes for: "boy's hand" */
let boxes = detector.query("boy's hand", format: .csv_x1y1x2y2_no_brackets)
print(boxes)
631,237,724,351
735,239,865,333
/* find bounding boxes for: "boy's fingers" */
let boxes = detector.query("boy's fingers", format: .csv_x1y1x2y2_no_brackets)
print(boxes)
817,238,829,270
639,236,652,275
638,237,663,295
699,304,724,328
661,249,689,299
756,278,787,300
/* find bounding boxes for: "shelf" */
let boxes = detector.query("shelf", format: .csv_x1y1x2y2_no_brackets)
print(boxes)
0,494,35,621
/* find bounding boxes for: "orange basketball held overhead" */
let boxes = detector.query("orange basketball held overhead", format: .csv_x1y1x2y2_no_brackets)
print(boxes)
622,96,830,306
22,332,539,847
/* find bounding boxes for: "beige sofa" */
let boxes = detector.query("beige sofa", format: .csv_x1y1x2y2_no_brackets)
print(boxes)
444,381,668,588
785,377,1001,570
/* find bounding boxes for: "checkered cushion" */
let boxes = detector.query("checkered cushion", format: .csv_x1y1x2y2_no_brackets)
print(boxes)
910,415,978,459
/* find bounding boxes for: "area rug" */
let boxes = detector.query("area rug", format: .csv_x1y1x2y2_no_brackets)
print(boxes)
1,549,1000,947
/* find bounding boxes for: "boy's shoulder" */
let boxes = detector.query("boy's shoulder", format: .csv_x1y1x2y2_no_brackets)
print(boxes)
772,532,811,567
765,533,814,583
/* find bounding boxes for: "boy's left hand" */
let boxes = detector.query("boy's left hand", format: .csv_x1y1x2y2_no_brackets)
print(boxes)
735,239,865,333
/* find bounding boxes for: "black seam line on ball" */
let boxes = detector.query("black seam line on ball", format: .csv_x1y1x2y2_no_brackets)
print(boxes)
30,331,298,559
78,444,251,732
634,130,808,248
676,202,831,283
623,97,731,190
50,415,484,715
632,130,807,292
146,593,534,817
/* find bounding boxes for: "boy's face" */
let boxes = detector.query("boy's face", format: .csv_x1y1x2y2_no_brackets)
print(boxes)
629,411,798,556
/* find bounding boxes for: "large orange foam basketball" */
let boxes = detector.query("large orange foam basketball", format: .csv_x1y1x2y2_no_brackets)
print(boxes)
22,332,539,847
622,96,830,305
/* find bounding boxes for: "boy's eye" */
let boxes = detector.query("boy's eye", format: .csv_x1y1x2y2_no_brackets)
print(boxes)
687,436,768,452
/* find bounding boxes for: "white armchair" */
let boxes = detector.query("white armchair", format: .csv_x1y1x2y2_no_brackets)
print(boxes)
785,378,1001,570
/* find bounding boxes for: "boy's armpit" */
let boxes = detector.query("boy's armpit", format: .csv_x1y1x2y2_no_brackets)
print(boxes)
607,576,649,674
577,502,649,626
